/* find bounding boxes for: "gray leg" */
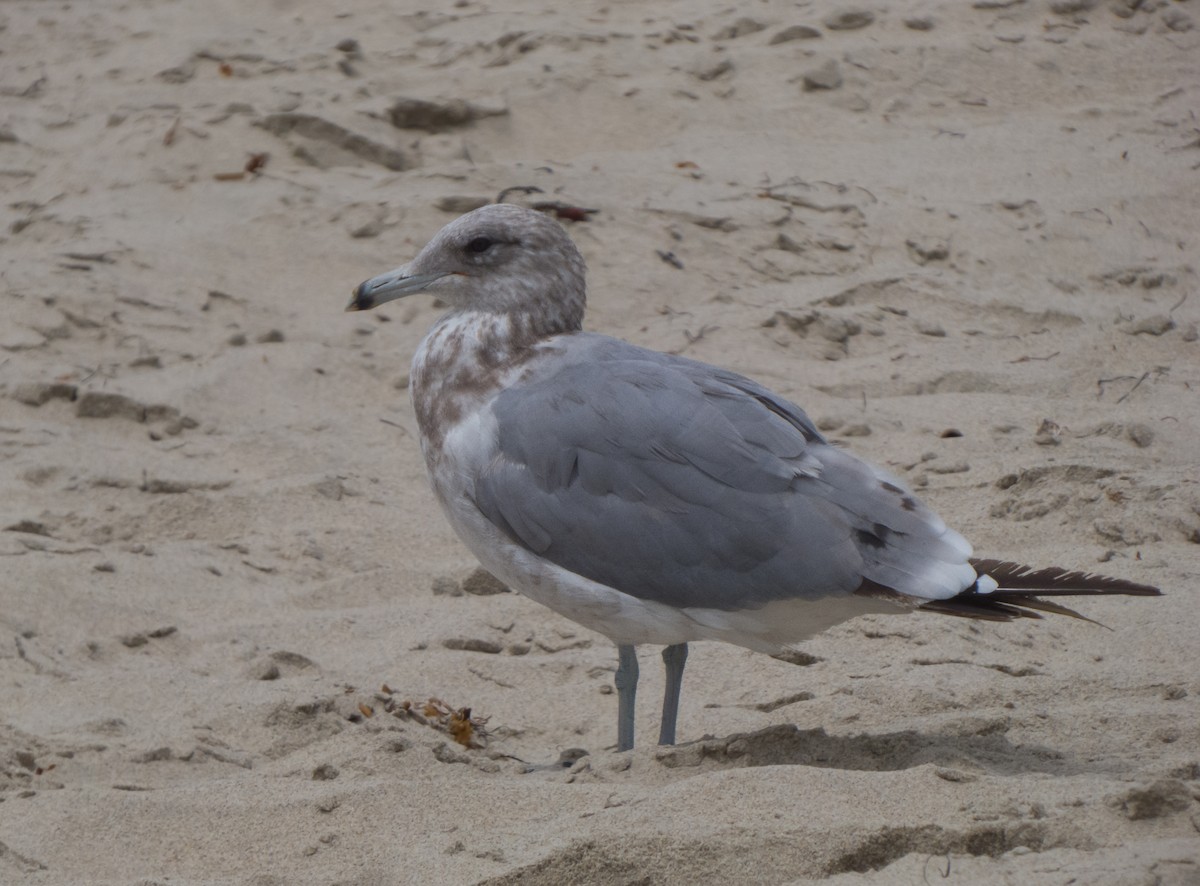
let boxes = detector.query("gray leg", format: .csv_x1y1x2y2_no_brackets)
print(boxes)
658,642,689,746
615,644,639,752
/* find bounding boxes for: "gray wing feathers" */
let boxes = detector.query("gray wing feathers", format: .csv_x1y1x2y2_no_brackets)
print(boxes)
803,446,972,599
473,342,971,611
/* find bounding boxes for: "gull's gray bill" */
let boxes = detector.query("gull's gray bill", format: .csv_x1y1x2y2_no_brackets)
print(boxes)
346,269,449,312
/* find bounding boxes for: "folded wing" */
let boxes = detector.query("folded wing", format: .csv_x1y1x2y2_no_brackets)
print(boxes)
472,340,977,612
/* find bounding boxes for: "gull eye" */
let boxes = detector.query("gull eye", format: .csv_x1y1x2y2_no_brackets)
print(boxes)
465,236,495,255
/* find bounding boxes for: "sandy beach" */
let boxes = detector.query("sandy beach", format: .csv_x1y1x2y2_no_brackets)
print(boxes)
2,0,1198,883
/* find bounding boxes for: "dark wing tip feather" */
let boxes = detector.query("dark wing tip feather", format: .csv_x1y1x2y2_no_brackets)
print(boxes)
970,559,1162,597
918,559,1160,624
919,598,1043,622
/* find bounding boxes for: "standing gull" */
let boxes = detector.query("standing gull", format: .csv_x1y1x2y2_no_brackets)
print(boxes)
347,203,1160,752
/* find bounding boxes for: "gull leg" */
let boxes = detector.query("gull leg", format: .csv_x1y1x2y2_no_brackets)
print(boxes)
615,644,639,752
658,642,689,746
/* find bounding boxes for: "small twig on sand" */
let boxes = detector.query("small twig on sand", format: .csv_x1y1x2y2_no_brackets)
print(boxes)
1116,371,1150,404
1096,374,1138,399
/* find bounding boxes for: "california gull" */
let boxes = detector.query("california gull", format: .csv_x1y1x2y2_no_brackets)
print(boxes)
347,203,1161,752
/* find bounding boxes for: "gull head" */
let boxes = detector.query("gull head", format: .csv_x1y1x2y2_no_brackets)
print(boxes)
347,203,587,331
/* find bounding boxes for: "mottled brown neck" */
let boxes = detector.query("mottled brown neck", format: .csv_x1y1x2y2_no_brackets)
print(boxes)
410,310,557,455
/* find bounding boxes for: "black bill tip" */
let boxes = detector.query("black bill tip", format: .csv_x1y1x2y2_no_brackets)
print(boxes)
345,283,375,312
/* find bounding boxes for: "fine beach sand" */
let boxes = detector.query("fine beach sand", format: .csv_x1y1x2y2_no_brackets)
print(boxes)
2,1,1198,883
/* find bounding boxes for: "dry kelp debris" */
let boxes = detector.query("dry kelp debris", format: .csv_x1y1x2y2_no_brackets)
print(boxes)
368,685,489,749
